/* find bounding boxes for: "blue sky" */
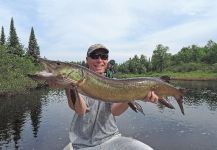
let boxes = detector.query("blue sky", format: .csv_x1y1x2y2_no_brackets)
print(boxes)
0,0,217,63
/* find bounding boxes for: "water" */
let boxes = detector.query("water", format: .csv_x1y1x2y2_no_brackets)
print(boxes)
0,81,217,150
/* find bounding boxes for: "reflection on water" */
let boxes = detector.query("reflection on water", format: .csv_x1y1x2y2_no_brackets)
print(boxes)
173,80,217,111
0,81,217,150
0,89,49,149
0,89,72,150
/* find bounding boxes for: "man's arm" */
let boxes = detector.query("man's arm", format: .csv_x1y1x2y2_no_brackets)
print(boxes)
111,91,159,116
65,88,88,115
47,80,87,115
111,102,129,116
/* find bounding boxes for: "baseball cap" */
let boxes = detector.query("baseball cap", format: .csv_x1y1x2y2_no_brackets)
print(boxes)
87,44,109,56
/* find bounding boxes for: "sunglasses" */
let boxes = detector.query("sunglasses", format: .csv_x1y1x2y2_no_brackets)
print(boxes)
88,53,108,60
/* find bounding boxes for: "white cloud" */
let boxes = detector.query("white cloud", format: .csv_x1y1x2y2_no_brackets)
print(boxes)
0,0,217,63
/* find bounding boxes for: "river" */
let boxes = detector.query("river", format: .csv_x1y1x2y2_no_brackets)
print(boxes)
0,80,217,150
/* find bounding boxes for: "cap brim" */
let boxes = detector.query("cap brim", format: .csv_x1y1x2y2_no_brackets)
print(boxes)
87,48,109,55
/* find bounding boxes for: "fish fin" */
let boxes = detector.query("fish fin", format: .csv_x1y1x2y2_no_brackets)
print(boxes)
176,88,186,115
177,96,185,115
128,101,145,116
128,102,138,113
158,98,175,109
70,86,90,113
69,86,80,105
134,102,146,116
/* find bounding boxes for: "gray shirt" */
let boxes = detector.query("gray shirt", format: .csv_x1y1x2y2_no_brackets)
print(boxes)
69,95,120,149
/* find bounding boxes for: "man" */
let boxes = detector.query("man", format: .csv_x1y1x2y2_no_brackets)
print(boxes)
50,44,158,150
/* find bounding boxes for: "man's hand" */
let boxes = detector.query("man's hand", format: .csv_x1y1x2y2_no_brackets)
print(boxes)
145,91,159,103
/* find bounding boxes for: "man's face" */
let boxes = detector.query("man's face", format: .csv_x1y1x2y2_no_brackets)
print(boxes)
86,49,109,75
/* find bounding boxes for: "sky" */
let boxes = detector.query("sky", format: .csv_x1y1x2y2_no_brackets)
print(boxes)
0,0,217,63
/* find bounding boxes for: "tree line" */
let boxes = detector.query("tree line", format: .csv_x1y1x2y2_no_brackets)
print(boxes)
0,17,40,60
114,41,217,74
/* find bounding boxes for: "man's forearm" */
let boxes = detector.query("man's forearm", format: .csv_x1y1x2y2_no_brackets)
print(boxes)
111,103,129,116
65,88,87,115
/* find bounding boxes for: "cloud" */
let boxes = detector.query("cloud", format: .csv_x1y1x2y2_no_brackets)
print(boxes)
1,0,217,63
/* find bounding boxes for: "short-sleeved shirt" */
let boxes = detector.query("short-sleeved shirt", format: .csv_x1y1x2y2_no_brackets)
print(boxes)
69,95,120,149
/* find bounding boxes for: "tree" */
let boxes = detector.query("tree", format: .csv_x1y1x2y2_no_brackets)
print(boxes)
151,44,170,72
27,27,40,59
0,26,5,45
129,56,139,73
139,54,148,73
203,40,217,64
174,45,206,64
7,17,23,56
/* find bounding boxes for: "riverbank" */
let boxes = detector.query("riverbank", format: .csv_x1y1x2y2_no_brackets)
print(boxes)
171,77,217,81
115,71,217,81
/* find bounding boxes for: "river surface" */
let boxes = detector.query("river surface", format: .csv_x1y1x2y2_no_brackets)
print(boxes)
0,81,217,150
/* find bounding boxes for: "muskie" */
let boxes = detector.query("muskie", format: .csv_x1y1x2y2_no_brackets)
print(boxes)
29,58,185,115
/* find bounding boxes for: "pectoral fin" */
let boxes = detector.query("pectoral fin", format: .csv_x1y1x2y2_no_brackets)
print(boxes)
69,86,80,105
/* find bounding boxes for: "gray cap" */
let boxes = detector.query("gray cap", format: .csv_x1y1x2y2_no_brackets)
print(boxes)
87,44,109,56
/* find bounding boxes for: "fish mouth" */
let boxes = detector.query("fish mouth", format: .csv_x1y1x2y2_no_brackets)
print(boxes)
28,58,58,80
27,70,57,81
36,70,56,77
38,58,57,73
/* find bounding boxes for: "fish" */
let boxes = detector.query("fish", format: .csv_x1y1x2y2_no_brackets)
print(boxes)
28,58,185,115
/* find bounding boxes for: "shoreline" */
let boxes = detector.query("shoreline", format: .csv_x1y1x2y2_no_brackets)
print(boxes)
171,77,217,81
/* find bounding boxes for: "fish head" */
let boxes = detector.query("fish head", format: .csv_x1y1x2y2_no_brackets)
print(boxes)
29,58,84,86
38,58,66,74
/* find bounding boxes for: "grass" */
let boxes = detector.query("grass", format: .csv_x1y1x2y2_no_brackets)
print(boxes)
114,71,217,80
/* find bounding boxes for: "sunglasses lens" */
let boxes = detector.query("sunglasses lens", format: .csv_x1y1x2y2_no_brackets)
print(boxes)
100,54,108,60
89,53,108,60
89,54,98,59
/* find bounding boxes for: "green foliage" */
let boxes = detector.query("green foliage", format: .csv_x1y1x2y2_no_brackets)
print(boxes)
117,54,149,74
0,46,42,96
166,62,211,72
151,44,171,72
115,71,217,80
116,41,217,75
203,40,217,64
172,45,206,65
27,27,40,59
0,26,5,45
211,63,217,73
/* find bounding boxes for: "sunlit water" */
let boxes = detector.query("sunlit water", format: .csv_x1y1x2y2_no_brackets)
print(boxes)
0,81,217,150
